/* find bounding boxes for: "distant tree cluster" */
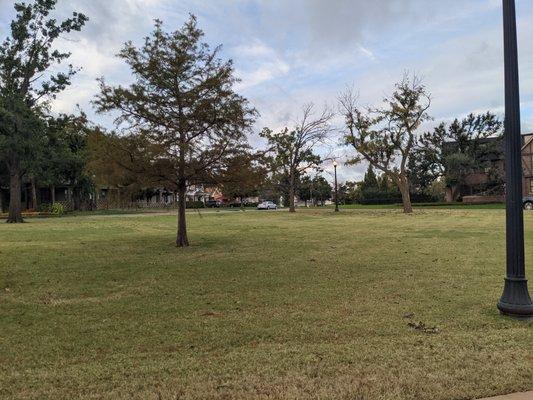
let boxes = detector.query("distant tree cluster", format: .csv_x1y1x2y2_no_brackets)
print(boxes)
0,0,88,222
338,76,503,209
356,165,401,204
260,104,333,212
409,112,504,201
297,174,332,206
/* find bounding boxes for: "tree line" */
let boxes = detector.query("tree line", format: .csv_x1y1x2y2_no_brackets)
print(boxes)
0,1,504,248
335,110,504,206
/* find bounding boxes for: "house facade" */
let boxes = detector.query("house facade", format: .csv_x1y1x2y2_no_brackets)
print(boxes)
0,183,73,213
445,133,533,202
95,184,220,209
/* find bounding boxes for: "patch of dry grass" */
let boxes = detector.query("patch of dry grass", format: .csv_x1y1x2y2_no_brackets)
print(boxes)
0,209,532,399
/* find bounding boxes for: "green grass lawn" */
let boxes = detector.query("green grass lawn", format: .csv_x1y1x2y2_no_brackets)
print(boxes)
0,209,532,399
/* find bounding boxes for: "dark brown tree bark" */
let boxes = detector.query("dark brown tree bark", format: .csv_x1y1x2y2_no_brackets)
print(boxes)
30,178,37,210
176,179,189,247
73,187,81,211
50,185,56,204
7,167,23,223
398,177,413,214
289,169,296,213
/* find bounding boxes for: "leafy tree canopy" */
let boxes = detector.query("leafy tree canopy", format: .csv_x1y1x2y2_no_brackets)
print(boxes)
410,112,503,193
94,15,256,246
0,0,87,222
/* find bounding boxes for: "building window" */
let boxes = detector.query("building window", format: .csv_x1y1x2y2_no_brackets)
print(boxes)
530,179,533,194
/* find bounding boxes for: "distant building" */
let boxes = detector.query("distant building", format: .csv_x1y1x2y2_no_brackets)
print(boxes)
523,133,533,196
445,133,533,202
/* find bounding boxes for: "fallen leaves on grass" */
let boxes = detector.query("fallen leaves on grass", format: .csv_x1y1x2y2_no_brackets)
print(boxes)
407,321,440,334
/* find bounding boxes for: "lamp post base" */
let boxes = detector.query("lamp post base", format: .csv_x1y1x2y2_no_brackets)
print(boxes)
497,277,533,319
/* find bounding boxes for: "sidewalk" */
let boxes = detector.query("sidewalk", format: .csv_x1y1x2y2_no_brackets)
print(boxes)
478,392,533,400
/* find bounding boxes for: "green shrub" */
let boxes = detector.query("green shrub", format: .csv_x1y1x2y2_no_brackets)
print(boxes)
37,203,65,215
50,203,65,215
37,203,52,213
358,187,402,205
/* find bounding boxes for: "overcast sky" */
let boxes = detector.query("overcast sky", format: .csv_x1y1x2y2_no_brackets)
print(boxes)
1,0,532,182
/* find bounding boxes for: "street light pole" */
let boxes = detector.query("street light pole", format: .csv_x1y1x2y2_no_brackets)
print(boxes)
333,161,339,212
498,0,533,319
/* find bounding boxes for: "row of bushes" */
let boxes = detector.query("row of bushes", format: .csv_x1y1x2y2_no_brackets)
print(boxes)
356,188,442,205
27,201,258,214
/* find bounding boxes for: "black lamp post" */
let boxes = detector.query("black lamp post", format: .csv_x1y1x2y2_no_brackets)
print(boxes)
333,160,339,212
497,0,533,319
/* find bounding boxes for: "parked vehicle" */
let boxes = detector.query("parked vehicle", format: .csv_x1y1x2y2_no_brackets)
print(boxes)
257,201,277,210
524,197,533,210
205,200,223,208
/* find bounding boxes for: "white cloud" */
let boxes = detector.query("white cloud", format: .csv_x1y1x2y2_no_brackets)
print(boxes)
3,0,532,182
358,46,376,61
233,40,290,90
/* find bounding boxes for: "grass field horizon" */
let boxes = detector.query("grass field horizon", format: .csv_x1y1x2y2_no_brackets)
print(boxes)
0,201,508,220
1,209,532,399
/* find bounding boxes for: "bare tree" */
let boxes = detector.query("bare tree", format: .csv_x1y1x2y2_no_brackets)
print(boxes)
261,104,334,212
339,75,431,213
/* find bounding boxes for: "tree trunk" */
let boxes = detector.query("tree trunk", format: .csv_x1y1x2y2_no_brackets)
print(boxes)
0,188,3,213
30,178,37,210
176,180,189,247
398,176,413,214
50,185,56,204
289,170,296,213
73,187,81,211
7,167,23,223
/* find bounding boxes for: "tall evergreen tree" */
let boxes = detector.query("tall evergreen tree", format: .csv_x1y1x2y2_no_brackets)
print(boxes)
95,16,256,247
360,165,378,192
0,0,87,222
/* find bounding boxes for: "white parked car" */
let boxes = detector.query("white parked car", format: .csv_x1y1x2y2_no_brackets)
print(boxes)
524,197,533,210
257,201,277,210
